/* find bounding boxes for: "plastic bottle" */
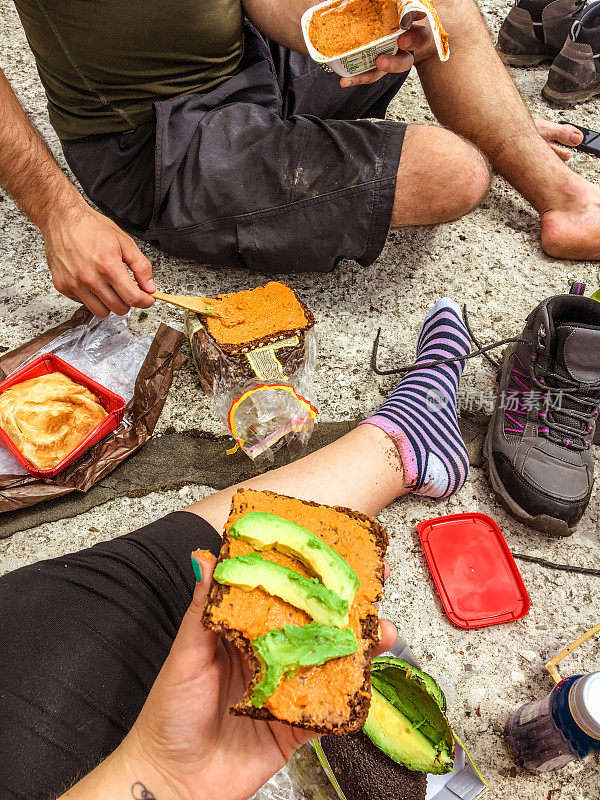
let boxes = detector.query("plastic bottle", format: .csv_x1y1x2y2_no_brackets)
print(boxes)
504,672,600,773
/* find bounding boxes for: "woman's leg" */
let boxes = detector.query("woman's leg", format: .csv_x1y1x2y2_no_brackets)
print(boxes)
0,512,220,800
188,424,404,532
0,299,471,800
188,298,471,532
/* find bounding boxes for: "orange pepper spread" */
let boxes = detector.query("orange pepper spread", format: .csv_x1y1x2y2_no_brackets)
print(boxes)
209,488,385,727
309,0,400,58
205,282,309,347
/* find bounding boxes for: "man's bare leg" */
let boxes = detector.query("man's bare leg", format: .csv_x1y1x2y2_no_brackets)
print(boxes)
185,425,404,533
406,0,600,259
390,125,491,226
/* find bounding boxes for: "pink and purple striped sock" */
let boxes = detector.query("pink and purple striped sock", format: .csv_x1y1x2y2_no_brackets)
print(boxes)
361,298,471,498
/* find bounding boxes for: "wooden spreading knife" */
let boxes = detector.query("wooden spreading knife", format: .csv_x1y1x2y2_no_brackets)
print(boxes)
151,290,223,317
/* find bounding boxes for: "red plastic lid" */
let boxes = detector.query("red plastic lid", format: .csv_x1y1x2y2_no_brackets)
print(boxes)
418,513,530,629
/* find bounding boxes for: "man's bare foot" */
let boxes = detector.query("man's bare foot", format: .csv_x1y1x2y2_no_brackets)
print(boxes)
541,178,600,260
534,119,584,162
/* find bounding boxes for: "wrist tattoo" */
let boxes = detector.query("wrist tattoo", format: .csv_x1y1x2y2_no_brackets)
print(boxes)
131,783,157,800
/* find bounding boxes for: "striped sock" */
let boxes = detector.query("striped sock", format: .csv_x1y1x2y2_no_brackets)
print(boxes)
362,298,471,498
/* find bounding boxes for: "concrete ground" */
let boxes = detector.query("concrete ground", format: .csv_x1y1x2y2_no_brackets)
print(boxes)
1,1,600,798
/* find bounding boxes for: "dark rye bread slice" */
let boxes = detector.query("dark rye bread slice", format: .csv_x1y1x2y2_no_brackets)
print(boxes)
203,488,388,735
319,731,428,800
188,282,315,394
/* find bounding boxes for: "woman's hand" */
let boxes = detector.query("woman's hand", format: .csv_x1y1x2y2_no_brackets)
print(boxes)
59,552,398,800
126,552,398,800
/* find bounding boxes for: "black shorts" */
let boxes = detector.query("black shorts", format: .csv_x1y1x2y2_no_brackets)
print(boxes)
0,512,221,800
62,22,408,274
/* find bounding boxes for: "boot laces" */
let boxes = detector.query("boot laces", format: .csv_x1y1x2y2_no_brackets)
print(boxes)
370,305,522,375
528,364,600,451
370,305,600,451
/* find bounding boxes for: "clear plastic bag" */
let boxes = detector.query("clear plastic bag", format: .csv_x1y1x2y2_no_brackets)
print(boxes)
17,313,152,403
251,744,336,800
187,314,318,462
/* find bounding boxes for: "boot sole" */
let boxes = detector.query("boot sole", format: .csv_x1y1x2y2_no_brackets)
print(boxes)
497,48,553,67
542,84,600,107
483,429,575,537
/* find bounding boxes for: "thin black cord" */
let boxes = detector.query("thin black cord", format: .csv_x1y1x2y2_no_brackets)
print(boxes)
462,304,501,370
512,552,600,577
370,327,524,376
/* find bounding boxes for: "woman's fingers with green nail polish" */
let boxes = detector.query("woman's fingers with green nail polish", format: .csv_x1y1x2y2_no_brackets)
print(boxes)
191,553,203,582
166,552,219,669
191,549,216,583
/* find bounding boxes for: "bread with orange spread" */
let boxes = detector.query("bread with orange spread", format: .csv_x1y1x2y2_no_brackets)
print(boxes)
203,281,312,352
202,488,388,734
187,281,315,393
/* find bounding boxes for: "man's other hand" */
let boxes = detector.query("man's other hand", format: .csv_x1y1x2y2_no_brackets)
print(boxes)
43,203,156,317
340,19,434,88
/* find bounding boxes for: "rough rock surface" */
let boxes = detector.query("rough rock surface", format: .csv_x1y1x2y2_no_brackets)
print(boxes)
0,1,599,797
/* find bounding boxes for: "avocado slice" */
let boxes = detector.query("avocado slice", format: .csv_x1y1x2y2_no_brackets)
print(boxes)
250,623,357,707
229,512,360,607
213,553,350,627
363,657,454,774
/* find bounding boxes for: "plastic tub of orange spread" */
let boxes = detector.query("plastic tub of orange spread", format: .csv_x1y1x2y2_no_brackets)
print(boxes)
302,0,449,77
0,353,126,478
303,0,405,77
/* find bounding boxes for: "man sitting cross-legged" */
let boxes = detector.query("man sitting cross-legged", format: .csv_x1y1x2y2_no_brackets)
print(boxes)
1,0,598,318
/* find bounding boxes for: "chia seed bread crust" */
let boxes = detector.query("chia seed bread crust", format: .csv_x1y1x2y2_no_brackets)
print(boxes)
188,282,315,395
202,488,388,735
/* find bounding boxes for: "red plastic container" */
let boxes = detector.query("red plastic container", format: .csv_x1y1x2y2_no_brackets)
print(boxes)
0,353,125,478
418,512,530,629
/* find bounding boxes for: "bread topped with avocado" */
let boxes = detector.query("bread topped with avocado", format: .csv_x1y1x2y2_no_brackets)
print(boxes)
201,488,388,734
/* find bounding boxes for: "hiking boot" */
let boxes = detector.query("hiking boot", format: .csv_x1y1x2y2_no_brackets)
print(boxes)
484,289,600,536
542,0,600,104
498,0,589,65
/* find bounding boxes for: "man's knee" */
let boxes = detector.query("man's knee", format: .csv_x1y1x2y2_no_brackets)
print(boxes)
392,125,491,227
447,136,491,218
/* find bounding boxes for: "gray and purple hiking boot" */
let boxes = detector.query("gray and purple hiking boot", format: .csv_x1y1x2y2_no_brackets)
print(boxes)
484,285,600,536
543,0,600,104
497,0,590,65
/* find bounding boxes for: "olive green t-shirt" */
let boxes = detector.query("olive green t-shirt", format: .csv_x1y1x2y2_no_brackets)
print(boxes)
13,0,244,139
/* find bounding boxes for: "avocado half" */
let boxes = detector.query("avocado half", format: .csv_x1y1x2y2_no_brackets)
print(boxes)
318,731,427,800
363,657,454,774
